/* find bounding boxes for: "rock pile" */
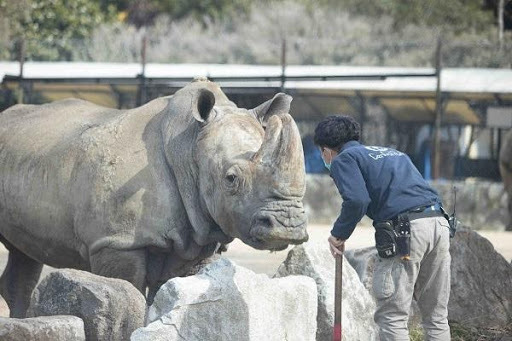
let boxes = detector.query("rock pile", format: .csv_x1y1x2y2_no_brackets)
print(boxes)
2,228,506,340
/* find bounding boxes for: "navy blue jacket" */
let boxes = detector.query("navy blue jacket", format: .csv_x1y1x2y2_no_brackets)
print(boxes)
329,141,440,240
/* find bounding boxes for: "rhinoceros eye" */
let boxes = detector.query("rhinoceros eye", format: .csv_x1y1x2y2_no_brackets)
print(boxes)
226,174,237,183
224,166,243,193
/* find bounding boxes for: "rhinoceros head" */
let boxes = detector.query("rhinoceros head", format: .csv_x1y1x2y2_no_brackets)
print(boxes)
189,88,308,251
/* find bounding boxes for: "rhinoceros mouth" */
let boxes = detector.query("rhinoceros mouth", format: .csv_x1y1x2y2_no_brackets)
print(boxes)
246,210,308,251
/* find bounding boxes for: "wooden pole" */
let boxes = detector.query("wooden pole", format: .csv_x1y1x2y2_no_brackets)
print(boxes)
333,253,343,341
433,38,443,179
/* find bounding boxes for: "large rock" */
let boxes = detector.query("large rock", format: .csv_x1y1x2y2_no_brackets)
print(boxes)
346,228,512,328
275,242,378,341
132,258,317,341
449,228,512,327
344,247,377,292
0,315,85,341
27,269,146,341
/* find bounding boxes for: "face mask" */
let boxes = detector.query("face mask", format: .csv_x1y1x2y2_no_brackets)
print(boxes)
323,159,331,171
321,147,332,171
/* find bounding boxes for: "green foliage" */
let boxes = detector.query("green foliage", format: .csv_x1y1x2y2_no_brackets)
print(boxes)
450,322,480,341
384,0,494,33
75,0,510,68
158,0,253,21
409,322,512,341
0,0,113,61
301,0,495,33
103,0,254,27
299,0,388,18
409,324,424,341
0,0,508,65
449,322,512,341
97,0,131,13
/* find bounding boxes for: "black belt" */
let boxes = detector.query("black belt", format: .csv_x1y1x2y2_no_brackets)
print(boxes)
406,209,444,222
397,204,444,223
376,204,445,229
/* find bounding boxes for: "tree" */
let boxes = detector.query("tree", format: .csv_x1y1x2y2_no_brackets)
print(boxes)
0,0,112,61
300,0,495,33
115,0,254,27
384,0,494,33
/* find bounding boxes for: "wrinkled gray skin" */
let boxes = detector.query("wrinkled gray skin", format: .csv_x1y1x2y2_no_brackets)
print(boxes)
499,129,512,231
0,79,308,317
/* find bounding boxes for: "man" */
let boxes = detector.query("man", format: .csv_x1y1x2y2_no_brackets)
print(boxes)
314,115,451,341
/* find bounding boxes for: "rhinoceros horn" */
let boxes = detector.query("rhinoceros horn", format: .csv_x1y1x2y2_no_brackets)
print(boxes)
251,115,283,165
275,114,304,179
251,98,305,196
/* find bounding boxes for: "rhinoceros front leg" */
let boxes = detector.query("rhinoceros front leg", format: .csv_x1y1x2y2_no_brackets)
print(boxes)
0,237,43,318
89,248,147,295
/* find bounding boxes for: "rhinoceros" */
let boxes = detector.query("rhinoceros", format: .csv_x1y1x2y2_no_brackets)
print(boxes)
499,129,512,231
0,79,308,317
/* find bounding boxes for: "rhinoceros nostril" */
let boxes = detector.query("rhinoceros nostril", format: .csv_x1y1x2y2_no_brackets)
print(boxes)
256,216,273,229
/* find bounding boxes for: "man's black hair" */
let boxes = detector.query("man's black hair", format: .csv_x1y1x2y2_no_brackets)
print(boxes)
313,115,360,151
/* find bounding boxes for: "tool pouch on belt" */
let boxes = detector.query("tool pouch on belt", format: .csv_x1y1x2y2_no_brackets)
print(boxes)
374,221,396,258
395,215,411,260
440,207,457,238
448,215,457,238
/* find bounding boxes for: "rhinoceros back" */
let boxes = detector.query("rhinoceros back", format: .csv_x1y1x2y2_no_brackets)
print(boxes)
0,98,152,267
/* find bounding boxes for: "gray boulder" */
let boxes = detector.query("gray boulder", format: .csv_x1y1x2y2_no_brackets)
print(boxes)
27,269,146,341
0,315,85,341
346,228,512,328
449,227,512,327
275,242,378,341
344,247,377,292
132,257,317,341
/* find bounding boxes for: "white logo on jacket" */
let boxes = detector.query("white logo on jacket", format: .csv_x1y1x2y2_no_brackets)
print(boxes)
365,146,389,152
365,146,404,160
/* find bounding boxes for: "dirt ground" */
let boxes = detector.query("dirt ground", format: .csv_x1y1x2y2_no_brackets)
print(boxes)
1,223,511,317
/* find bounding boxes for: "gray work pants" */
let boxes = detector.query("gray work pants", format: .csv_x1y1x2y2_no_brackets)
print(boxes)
373,216,451,341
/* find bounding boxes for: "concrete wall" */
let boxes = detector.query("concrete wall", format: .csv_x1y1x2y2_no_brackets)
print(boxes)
304,175,508,231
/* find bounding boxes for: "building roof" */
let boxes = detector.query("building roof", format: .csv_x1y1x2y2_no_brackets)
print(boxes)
1,62,511,125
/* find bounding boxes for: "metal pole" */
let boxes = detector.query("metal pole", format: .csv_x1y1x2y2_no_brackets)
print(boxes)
17,38,25,104
357,92,366,142
141,33,147,78
137,32,147,106
280,38,287,92
499,0,505,50
498,128,502,158
433,38,443,179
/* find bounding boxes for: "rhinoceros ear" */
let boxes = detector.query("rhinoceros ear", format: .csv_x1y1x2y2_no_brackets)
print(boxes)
192,89,216,123
252,93,292,127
